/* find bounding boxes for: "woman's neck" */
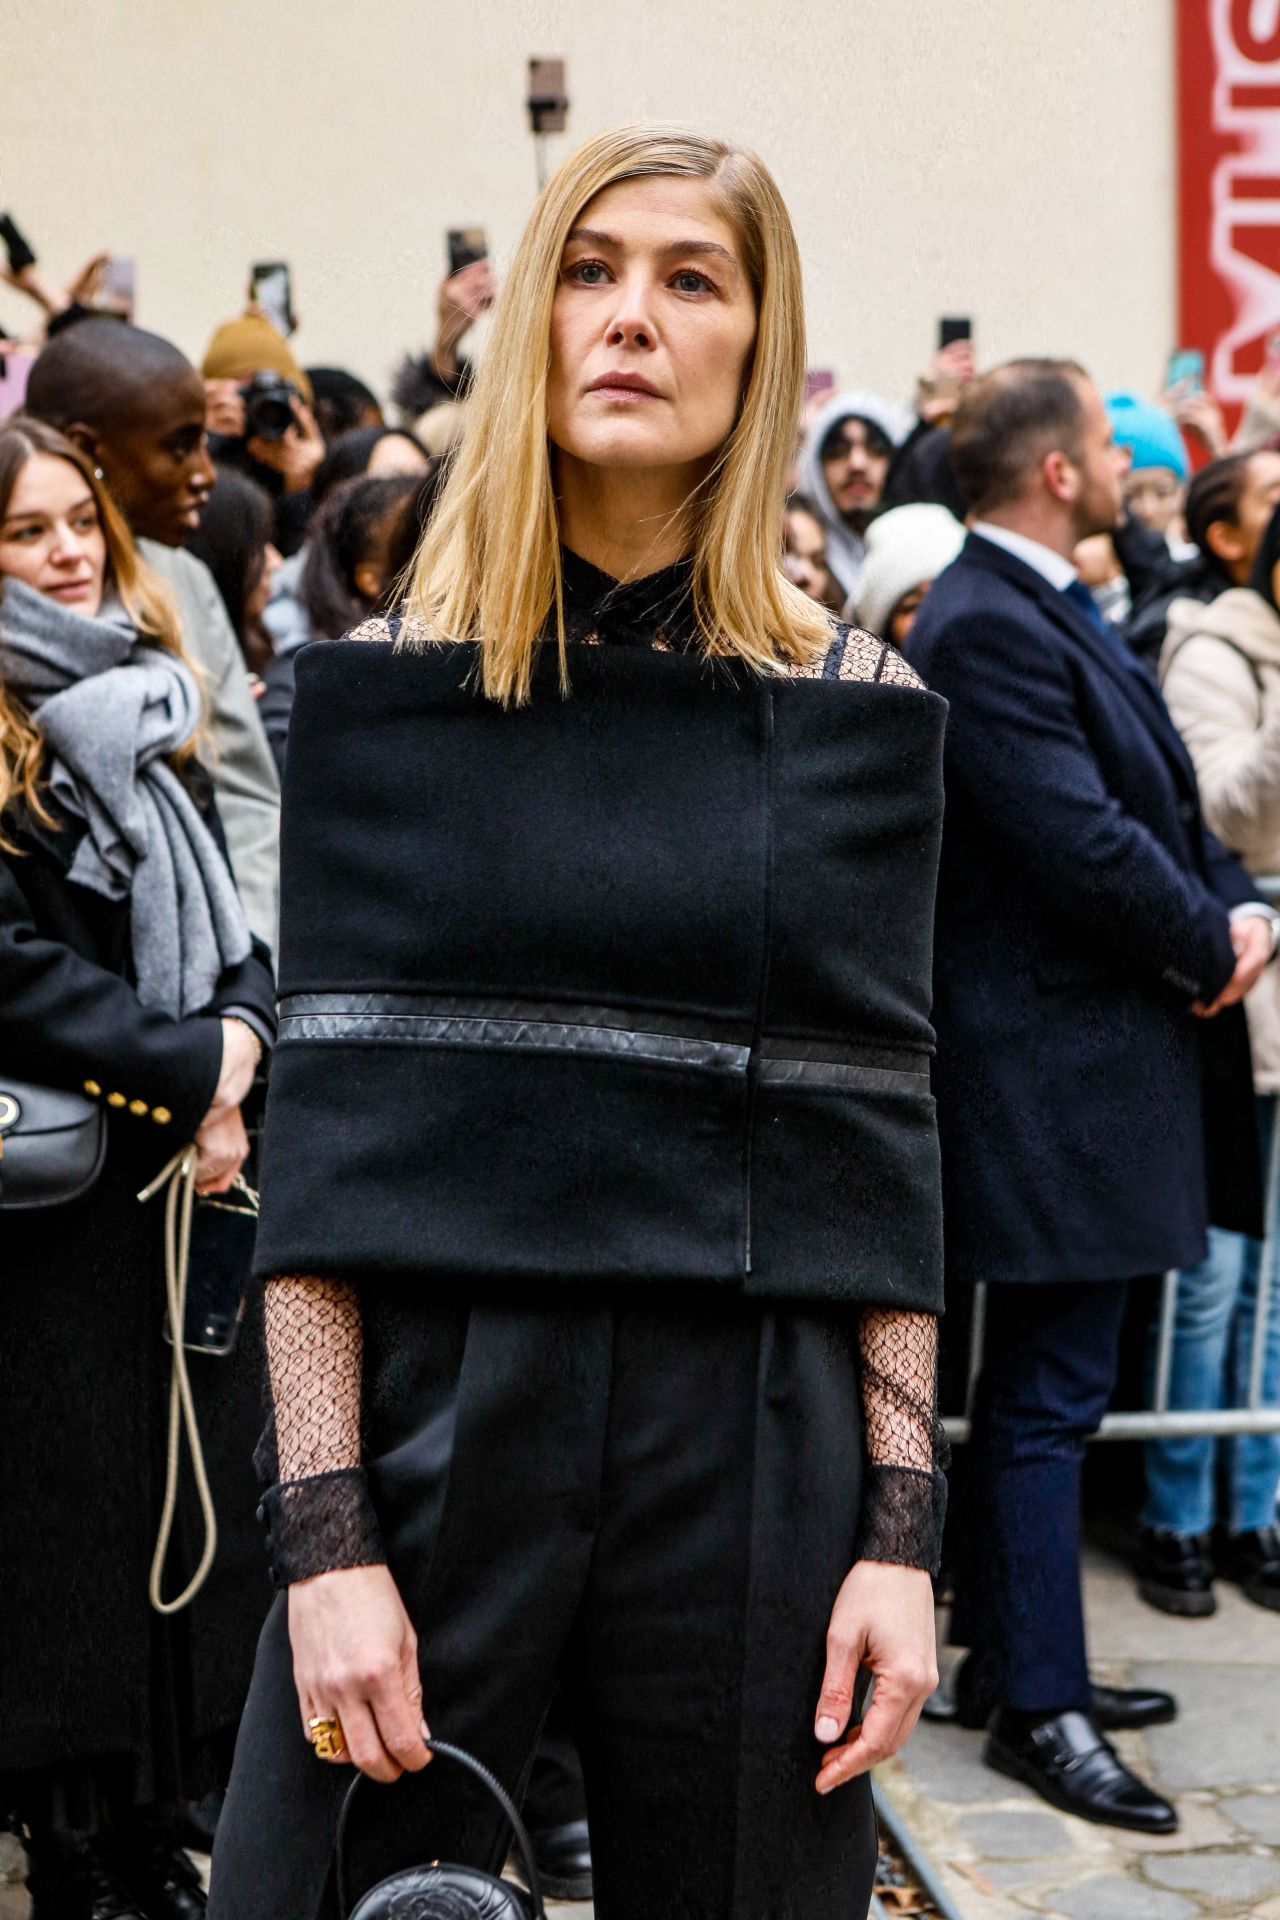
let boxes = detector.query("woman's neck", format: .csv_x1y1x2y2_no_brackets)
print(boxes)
555,452,709,582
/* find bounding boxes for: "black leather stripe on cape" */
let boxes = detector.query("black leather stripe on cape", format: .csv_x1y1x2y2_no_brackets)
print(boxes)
254,638,947,1310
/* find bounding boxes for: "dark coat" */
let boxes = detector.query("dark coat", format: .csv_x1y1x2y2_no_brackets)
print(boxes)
0,773,277,1782
908,532,1262,1288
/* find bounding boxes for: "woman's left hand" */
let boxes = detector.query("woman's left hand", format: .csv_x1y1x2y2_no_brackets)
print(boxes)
813,1561,938,1794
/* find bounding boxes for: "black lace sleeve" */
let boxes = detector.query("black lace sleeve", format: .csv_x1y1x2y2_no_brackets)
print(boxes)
854,1309,949,1575
256,1274,386,1587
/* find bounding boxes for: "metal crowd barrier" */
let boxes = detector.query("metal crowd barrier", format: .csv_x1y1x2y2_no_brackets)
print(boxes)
944,876,1280,1446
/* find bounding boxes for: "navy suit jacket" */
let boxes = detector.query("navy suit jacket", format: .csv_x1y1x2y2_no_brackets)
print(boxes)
908,532,1262,1285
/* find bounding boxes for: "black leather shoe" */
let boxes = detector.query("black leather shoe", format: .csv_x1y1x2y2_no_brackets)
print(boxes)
110,1835,207,1919
1088,1681,1177,1730
985,1709,1179,1834
26,1843,147,1920
945,1653,1177,1732
1219,1525,1280,1611
87,1859,151,1920
529,1819,593,1902
1136,1526,1217,1617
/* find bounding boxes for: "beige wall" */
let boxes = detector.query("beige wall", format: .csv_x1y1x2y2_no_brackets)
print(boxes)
1,0,1175,412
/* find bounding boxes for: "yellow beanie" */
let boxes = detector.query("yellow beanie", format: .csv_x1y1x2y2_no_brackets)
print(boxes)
200,312,313,404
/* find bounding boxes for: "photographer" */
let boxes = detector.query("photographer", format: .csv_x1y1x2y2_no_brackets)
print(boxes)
201,312,324,556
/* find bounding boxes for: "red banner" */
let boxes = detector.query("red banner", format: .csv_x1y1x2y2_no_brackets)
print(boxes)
1180,1,1280,406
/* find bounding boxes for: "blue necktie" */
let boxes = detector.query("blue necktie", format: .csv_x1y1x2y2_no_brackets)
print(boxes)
1061,576,1109,632
1061,575,1156,687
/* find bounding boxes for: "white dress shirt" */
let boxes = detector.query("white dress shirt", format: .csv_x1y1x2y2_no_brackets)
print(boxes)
970,521,1078,592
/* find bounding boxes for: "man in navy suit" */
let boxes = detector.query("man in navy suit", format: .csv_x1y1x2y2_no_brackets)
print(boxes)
910,360,1274,1833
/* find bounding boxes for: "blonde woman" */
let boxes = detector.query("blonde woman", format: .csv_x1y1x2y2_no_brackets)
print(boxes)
0,417,275,1919
213,126,946,1920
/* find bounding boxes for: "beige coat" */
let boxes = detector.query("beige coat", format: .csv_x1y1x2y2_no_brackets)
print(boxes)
1162,589,1280,1091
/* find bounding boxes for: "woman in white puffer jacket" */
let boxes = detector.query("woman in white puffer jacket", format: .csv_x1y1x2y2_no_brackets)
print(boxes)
1145,506,1280,1617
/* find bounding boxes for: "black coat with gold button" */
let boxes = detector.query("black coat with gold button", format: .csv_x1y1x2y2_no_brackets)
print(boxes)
0,771,277,1794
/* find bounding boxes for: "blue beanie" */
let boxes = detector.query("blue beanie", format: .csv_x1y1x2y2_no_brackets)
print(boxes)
1105,392,1189,481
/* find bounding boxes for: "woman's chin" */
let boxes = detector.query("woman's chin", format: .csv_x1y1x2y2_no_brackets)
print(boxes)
558,432,704,475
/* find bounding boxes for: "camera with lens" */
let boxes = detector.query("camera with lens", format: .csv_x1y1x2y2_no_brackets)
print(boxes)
240,370,300,442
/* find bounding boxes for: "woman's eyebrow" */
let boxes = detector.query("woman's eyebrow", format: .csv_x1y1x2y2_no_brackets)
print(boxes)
564,227,739,275
1,493,93,530
658,238,739,274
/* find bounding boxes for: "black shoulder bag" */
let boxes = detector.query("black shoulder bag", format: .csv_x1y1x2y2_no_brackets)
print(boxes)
0,1076,106,1210
336,1741,546,1920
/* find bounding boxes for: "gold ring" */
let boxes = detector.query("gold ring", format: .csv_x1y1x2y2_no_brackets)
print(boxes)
308,1715,346,1761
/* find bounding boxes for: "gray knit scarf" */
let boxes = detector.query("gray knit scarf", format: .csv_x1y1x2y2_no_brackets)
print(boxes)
0,577,251,1016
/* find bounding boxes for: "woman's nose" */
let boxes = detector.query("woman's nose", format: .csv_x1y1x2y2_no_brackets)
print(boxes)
606,275,656,349
49,521,87,563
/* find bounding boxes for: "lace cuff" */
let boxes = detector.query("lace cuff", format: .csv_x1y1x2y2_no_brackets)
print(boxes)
258,1466,387,1588
854,1463,948,1576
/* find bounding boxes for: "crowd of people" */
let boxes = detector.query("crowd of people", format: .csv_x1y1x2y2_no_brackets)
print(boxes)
2,118,1280,1920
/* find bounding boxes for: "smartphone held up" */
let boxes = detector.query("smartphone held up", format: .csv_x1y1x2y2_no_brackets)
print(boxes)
447,228,488,277
251,261,296,338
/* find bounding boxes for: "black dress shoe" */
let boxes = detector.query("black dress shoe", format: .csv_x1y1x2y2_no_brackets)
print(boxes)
87,1859,152,1920
109,1835,207,1919
1219,1525,1280,1612
529,1818,593,1902
1136,1526,1217,1617
1088,1681,1177,1730
25,1843,147,1920
985,1709,1178,1834
945,1653,1177,1732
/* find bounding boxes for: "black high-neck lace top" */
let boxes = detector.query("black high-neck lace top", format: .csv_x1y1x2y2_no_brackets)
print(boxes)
256,562,946,1586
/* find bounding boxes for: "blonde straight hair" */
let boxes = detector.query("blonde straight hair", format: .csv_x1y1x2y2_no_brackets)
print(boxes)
403,122,831,704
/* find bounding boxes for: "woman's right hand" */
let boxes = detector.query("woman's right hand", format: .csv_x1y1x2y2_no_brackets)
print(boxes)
212,1016,261,1115
193,1102,249,1193
287,1564,431,1783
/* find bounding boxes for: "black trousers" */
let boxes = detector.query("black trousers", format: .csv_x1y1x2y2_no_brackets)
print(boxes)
210,1284,876,1920
950,1280,1130,1713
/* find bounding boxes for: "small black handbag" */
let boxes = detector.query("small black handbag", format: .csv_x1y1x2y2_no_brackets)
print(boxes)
336,1741,547,1920
0,1075,107,1210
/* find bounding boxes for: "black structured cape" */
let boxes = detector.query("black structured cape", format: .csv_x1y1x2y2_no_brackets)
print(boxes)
254,636,947,1309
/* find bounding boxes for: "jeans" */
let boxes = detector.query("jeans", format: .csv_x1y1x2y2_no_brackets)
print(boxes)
1143,1095,1280,1536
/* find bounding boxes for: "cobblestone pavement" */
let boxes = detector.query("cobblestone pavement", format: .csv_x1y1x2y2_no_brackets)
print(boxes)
4,1541,1274,1919
878,1541,1280,1920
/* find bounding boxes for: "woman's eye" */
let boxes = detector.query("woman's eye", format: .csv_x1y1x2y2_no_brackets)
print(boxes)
569,260,609,285
7,525,42,542
672,270,713,294
73,513,97,533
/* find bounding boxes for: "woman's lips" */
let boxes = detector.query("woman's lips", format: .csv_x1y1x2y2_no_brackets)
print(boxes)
588,384,661,403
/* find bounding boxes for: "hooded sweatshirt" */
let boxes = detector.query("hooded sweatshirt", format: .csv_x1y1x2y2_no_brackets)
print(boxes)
795,390,912,600
1162,588,1280,1090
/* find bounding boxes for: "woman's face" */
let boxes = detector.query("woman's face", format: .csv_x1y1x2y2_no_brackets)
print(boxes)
546,175,758,482
1122,464,1183,538
245,541,283,626
888,582,929,650
0,453,107,616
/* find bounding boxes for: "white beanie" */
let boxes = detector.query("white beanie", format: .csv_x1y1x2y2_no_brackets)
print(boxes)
855,504,966,639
